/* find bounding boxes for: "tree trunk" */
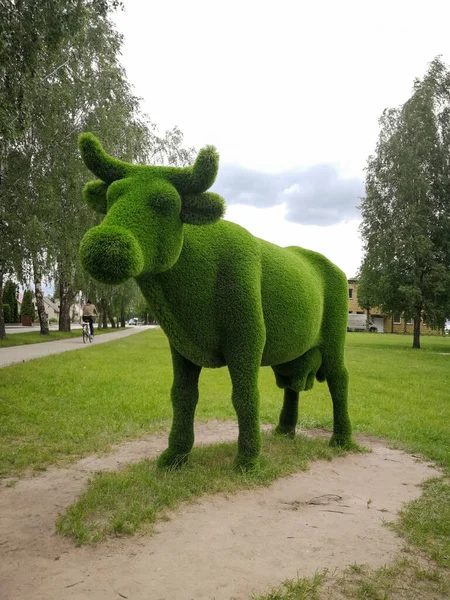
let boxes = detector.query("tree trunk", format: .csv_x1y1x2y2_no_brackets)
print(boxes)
107,307,116,328
120,305,126,328
99,298,108,329
58,270,73,332
366,308,370,331
413,313,421,349
33,274,49,335
390,315,394,333
403,316,407,334
0,266,5,340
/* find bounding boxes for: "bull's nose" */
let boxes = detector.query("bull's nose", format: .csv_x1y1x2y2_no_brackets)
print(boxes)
80,226,144,284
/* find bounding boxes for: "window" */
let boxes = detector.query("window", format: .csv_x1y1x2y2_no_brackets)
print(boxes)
407,318,413,325
348,311,353,314
393,314,402,325
348,288,353,300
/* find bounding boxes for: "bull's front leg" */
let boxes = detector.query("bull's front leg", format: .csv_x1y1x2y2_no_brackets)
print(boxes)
225,315,266,471
227,354,264,471
157,344,202,469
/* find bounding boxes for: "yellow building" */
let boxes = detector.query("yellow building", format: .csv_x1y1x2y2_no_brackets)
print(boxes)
347,278,435,334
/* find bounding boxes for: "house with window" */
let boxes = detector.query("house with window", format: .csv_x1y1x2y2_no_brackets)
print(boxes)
347,278,435,334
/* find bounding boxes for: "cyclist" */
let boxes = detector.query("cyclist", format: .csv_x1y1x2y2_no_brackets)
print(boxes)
82,299,98,337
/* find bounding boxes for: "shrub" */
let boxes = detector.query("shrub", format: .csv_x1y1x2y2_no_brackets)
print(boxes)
3,303,11,323
49,317,58,324
3,280,19,322
21,290,36,321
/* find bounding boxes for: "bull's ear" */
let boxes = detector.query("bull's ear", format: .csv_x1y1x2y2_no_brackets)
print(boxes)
83,180,108,214
180,192,225,225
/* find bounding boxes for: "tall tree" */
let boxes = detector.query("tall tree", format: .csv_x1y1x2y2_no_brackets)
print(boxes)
3,280,19,322
359,57,450,348
0,0,122,337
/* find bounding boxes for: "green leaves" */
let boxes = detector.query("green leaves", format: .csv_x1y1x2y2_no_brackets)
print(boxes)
359,57,450,343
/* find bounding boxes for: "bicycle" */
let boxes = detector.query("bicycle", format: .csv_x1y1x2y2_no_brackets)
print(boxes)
81,320,94,344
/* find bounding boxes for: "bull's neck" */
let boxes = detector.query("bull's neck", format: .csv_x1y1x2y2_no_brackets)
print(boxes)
134,238,188,331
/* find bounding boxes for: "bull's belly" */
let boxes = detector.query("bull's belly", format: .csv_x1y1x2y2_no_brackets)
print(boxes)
261,327,321,367
160,323,226,369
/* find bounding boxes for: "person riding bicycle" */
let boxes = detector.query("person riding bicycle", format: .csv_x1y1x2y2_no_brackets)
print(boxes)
82,299,98,336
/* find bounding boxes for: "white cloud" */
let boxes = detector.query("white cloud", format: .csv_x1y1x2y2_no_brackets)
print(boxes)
224,203,362,277
110,0,450,271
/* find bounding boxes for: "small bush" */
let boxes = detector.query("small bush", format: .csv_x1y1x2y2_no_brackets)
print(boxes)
49,317,58,324
21,290,36,321
3,303,11,323
3,280,19,322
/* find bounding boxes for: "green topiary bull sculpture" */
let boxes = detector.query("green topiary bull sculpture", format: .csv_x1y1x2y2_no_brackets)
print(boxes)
78,133,352,470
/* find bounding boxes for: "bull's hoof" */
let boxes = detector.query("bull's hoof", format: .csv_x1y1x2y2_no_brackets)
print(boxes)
274,425,296,439
156,448,190,470
234,454,260,473
329,434,356,450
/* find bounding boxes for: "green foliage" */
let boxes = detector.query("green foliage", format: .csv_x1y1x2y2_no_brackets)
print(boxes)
3,280,19,322
1,2,195,337
359,57,450,348
3,304,11,324
0,0,122,143
20,290,35,320
79,136,352,470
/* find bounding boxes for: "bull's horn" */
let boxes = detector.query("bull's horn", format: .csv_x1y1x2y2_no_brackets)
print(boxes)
168,146,219,194
78,133,131,184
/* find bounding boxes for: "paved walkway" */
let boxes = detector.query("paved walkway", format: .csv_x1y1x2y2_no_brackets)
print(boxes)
5,324,84,334
0,326,155,368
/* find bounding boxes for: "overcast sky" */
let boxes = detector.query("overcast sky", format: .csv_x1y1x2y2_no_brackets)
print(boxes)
112,0,450,277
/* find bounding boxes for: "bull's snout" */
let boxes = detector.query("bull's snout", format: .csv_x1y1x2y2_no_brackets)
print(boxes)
80,225,144,284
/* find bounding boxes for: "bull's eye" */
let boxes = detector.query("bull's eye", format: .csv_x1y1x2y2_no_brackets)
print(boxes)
106,179,130,209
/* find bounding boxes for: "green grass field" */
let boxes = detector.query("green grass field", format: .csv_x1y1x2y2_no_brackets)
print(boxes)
1,329,448,476
0,326,127,347
1,329,449,597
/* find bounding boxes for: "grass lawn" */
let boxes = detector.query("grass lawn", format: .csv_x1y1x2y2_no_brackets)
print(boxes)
1,329,448,477
1,329,449,596
0,326,127,347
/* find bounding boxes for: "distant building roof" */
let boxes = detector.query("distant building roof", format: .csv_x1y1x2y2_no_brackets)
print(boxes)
43,297,60,312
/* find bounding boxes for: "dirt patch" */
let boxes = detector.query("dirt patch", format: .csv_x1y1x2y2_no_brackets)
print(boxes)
0,421,440,600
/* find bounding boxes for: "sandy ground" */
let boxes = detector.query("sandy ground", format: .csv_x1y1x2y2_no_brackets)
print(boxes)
0,421,440,600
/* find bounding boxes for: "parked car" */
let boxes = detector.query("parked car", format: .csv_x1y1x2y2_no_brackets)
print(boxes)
347,313,378,332
128,318,138,326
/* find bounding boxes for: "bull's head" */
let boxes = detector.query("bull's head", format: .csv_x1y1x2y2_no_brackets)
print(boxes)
78,133,225,284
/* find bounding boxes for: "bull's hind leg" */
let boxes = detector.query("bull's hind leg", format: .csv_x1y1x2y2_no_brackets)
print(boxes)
275,388,299,438
326,365,352,448
272,348,322,437
157,344,202,469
